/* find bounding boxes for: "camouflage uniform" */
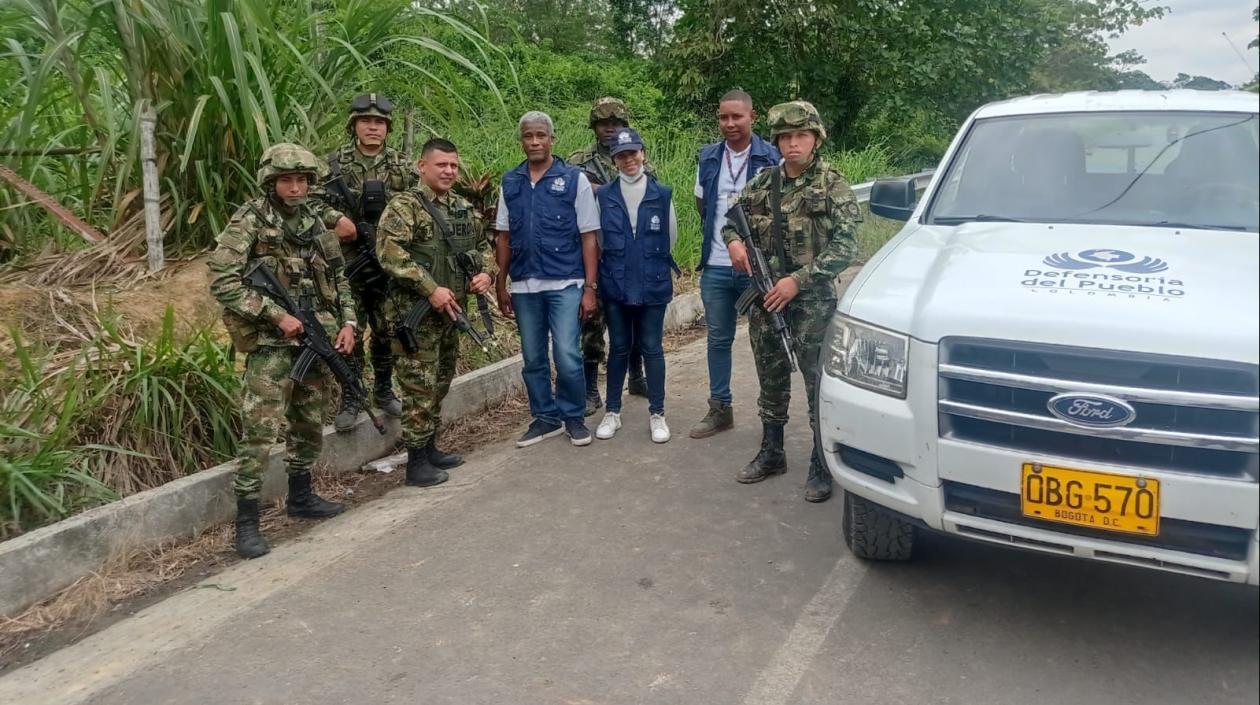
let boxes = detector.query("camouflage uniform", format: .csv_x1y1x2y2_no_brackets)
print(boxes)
567,97,653,409
311,96,417,428
375,184,488,451
721,101,861,502
209,143,355,558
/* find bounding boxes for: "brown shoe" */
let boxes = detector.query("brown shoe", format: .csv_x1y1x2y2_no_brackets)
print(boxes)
689,399,734,439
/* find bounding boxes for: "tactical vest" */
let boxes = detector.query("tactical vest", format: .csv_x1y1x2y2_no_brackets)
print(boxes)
502,158,585,282
597,177,674,306
222,205,343,351
408,196,479,302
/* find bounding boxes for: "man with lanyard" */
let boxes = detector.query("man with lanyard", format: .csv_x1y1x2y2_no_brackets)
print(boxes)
495,111,601,448
689,89,780,440
375,138,493,488
723,100,862,503
568,97,650,416
313,93,417,432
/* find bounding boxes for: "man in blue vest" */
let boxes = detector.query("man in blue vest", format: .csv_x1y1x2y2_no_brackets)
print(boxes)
689,89,781,439
494,111,601,447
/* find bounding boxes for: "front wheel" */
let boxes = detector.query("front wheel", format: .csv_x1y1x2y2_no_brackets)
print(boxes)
842,490,915,561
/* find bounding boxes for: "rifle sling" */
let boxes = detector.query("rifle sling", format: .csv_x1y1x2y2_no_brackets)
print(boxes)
769,167,788,278
418,193,479,282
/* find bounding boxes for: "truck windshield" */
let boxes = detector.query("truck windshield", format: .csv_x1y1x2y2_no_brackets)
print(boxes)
928,111,1259,233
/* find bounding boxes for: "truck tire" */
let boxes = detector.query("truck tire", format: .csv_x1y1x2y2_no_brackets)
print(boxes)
843,490,914,561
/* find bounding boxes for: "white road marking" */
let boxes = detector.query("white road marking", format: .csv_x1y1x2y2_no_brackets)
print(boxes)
741,555,867,705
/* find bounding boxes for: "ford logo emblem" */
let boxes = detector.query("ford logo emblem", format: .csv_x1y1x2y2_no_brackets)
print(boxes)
1047,393,1137,428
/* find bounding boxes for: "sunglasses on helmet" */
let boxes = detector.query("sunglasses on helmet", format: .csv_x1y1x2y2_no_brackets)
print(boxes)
350,93,394,115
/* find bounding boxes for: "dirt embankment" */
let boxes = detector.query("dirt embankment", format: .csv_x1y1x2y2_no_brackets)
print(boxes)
0,256,222,346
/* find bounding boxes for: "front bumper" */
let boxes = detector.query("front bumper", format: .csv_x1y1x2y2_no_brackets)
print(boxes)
817,339,1260,585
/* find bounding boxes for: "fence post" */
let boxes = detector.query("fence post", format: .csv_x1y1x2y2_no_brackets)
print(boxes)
140,103,164,273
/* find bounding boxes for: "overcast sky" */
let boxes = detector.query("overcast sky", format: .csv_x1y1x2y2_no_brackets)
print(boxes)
1107,0,1257,85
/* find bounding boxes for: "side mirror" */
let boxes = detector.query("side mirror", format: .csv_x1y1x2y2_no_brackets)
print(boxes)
869,178,917,222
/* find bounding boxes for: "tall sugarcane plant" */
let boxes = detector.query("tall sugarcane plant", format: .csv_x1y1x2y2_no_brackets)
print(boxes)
0,0,508,260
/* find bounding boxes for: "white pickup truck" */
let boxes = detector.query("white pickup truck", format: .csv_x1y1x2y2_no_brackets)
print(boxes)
818,90,1259,584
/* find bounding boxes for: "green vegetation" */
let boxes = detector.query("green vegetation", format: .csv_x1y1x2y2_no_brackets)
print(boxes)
1,308,241,537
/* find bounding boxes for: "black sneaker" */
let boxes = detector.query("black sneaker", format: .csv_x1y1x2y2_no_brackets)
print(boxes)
516,419,564,448
565,419,592,447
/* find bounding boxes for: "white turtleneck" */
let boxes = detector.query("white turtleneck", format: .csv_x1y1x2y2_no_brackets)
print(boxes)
618,171,678,248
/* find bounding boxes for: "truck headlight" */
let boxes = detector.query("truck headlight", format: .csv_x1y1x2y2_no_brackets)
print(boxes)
824,315,909,398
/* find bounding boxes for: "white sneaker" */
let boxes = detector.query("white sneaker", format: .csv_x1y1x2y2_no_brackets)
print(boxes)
650,414,671,443
595,412,622,440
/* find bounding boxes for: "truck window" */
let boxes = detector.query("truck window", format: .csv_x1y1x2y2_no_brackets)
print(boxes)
928,111,1259,232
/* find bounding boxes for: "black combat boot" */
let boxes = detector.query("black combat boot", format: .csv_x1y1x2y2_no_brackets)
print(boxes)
626,349,648,397
405,446,450,488
425,433,464,470
736,422,788,483
285,472,346,518
371,349,404,418
333,390,362,433
234,497,271,559
804,446,834,503
583,360,603,417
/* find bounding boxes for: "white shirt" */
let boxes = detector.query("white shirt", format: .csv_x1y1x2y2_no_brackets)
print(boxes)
693,143,751,268
620,172,678,249
495,168,600,294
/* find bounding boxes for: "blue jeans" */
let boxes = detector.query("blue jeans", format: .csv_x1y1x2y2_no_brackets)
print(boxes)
699,265,751,405
512,286,585,423
604,301,667,415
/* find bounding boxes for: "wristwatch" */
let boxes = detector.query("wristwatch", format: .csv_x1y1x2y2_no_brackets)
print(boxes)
584,282,598,291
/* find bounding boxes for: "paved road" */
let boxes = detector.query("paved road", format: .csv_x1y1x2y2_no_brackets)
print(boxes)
1,331,1256,705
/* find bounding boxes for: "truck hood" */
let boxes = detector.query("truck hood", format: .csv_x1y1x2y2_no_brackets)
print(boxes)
843,222,1260,364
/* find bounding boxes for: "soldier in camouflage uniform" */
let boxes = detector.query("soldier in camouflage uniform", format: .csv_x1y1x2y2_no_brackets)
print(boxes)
723,101,861,503
208,143,358,559
313,93,417,432
375,138,492,488
567,97,649,415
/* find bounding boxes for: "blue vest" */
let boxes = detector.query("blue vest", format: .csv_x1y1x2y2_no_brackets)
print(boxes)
597,176,674,306
502,157,585,282
696,134,780,270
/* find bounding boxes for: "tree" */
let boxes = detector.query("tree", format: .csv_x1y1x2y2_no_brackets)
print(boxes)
609,0,676,57
1171,73,1232,91
1029,1,1167,92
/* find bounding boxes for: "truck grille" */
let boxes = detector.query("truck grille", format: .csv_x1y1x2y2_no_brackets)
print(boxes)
937,339,1260,481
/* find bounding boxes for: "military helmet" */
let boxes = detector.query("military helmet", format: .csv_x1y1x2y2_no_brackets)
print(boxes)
346,92,394,132
588,97,630,128
768,100,828,143
256,143,322,187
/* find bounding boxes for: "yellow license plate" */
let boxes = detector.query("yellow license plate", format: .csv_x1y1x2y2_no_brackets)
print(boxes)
1020,463,1160,536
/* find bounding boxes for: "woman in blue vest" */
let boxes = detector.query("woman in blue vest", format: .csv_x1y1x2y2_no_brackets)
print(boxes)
594,127,678,443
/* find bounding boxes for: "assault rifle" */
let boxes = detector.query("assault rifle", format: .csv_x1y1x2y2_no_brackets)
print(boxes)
396,297,495,356
242,262,387,435
727,203,799,372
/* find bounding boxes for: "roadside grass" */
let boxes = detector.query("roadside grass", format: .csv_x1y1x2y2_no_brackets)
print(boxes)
1,306,241,538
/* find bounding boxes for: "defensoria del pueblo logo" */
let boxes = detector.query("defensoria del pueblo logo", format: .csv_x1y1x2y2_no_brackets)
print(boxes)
1042,249,1168,273
1022,248,1185,300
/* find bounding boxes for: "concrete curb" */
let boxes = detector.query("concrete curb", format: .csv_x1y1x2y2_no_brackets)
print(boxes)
0,291,705,618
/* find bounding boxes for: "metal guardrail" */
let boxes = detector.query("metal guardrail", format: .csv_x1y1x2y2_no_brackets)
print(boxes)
850,169,935,203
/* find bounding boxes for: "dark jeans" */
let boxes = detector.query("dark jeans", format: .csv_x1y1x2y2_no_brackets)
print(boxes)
603,301,667,415
512,286,585,423
699,265,751,404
